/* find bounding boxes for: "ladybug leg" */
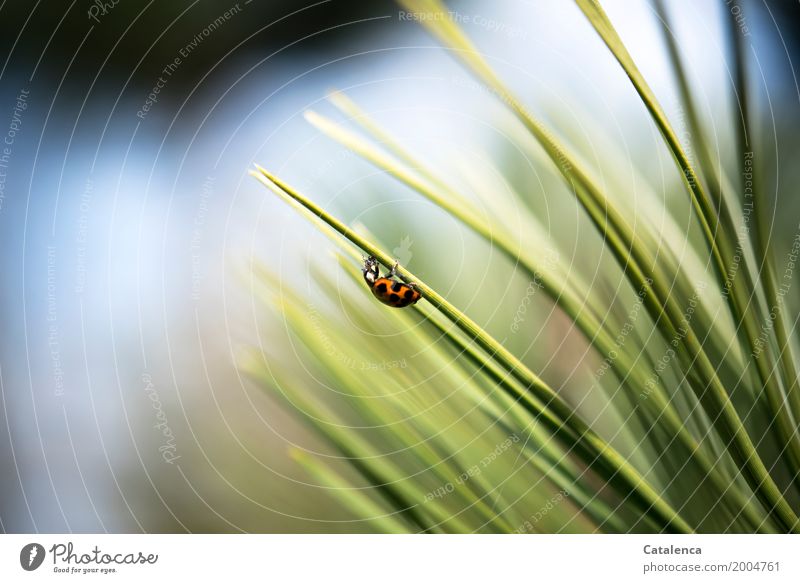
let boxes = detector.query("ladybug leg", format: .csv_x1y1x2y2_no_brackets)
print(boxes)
390,260,418,289
407,281,421,304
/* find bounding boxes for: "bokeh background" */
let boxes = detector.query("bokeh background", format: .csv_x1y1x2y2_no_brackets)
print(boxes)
1,0,799,533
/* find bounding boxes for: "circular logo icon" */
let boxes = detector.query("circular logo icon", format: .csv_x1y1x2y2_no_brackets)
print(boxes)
20,543,46,571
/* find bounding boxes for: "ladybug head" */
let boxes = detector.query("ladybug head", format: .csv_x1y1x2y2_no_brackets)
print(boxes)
362,255,380,286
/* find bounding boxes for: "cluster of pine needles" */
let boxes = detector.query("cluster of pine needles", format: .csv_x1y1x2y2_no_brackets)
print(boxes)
244,0,800,533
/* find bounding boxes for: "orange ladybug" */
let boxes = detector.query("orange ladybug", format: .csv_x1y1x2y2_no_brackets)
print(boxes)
362,256,421,308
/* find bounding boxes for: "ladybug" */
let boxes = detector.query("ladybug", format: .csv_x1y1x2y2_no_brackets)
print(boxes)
361,256,421,308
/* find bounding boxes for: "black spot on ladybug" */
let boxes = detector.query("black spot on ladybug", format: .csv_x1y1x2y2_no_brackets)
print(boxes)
404,289,414,299
389,294,400,303
391,281,403,292
376,282,387,293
